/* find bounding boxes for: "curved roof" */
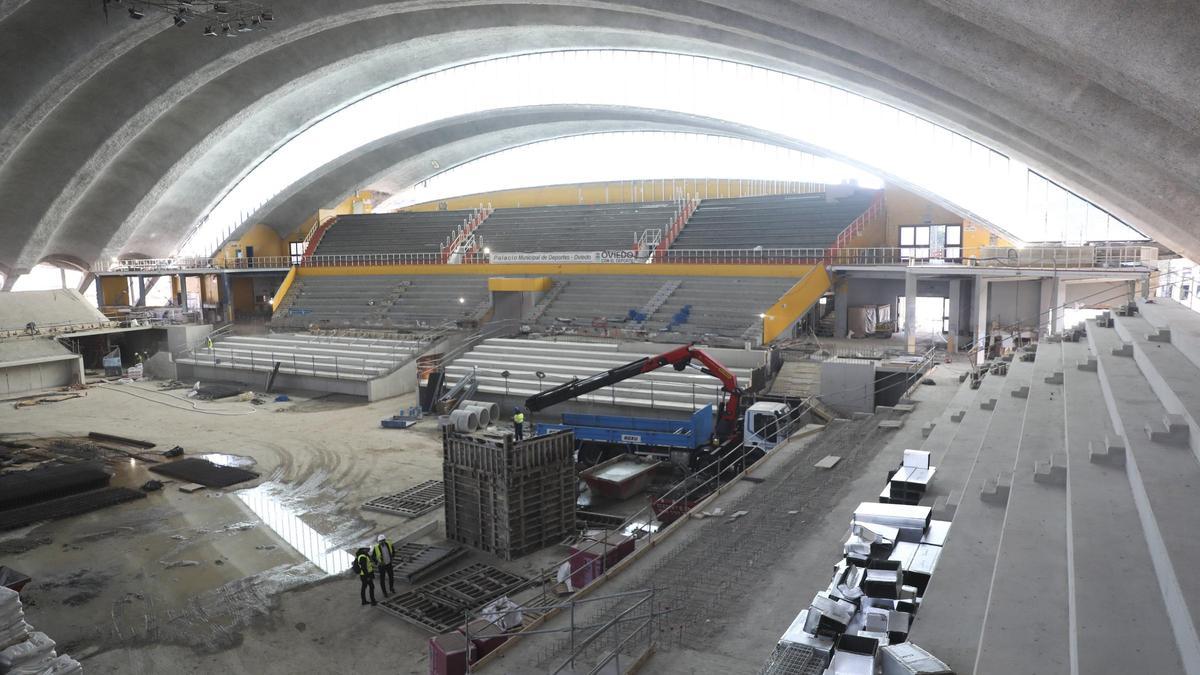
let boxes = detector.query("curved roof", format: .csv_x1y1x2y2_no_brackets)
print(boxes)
2,1,1197,271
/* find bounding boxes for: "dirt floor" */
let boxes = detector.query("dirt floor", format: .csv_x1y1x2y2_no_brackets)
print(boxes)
0,380,458,673
0,359,960,674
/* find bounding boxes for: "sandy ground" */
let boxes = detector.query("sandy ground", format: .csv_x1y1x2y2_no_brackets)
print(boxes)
0,380,455,673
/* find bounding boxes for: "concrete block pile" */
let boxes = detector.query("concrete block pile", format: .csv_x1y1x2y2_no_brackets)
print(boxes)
0,587,81,674
758,449,953,675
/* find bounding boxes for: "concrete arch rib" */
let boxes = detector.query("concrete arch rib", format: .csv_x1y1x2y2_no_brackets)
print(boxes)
1,0,1199,268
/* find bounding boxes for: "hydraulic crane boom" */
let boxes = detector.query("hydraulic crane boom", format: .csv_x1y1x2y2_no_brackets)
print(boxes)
523,344,743,439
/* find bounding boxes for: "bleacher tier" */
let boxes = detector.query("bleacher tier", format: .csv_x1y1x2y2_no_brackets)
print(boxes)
477,201,676,252
312,210,475,256
273,275,490,329
670,190,878,249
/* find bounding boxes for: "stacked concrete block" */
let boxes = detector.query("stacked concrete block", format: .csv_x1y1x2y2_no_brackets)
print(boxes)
1148,328,1172,343
1033,453,1068,486
442,429,576,560
1144,414,1190,447
1088,436,1127,467
980,472,1013,505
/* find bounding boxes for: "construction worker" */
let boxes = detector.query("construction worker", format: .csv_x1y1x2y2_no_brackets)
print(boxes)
353,547,377,606
513,406,525,441
372,534,395,597
205,335,214,350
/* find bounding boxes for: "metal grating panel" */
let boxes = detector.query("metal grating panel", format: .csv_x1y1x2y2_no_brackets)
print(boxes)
0,487,147,531
362,480,445,517
377,563,529,633
758,642,825,675
391,542,466,583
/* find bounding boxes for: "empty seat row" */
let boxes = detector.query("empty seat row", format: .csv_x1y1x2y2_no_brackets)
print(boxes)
273,275,490,329
313,210,476,256
477,201,677,253
671,190,878,250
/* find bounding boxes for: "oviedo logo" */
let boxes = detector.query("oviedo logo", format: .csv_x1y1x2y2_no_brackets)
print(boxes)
600,250,639,260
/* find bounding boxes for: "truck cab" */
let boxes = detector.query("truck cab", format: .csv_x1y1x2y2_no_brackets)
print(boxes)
743,401,793,452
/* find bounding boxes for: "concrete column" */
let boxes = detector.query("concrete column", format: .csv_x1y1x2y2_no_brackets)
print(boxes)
948,279,962,353
1141,273,1151,299
905,271,918,353
136,276,147,307
177,274,188,310
833,275,849,339
1128,280,1136,308
1,273,17,291
974,278,989,365
94,275,104,306
1054,278,1067,334
1039,277,1055,337
220,273,234,323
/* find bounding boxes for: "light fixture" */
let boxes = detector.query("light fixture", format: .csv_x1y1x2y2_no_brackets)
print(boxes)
237,19,250,31
758,313,767,319
128,6,145,19
458,297,466,304
221,23,235,36
173,12,188,26
430,159,441,169
483,247,491,254
203,24,216,36
260,9,272,21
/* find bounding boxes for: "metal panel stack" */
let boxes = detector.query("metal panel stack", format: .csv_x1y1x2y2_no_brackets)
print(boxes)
442,428,576,560
758,448,954,675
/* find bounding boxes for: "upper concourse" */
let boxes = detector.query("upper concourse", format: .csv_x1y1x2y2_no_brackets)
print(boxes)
2,1,1199,273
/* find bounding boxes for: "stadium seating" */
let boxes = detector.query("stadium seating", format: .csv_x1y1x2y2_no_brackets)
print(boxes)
274,275,490,329
444,338,756,412
642,277,797,340
670,190,879,249
312,211,475,256
477,201,677,252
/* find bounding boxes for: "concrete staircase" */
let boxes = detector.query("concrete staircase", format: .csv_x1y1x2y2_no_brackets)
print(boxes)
767,360,821,398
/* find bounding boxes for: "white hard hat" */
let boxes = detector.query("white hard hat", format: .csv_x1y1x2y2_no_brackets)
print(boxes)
376,534,386,542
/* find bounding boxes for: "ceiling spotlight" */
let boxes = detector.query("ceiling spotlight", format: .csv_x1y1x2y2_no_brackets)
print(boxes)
128,6,145,19
758,313,767,319
237,19,251,32
458,297,466,304
203,24,216,36
221,23,235,37
483,247,491,254
213,3,229,14
173,13,188,27
260,10,273,21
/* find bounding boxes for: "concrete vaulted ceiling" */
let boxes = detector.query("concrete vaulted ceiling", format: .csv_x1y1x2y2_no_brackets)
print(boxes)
2,0,1200,275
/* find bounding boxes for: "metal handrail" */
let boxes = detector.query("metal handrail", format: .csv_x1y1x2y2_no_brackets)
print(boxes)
94,244,1157,273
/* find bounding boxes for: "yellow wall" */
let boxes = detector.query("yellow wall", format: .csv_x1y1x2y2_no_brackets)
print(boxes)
402,179,825,211
297,262,813,279
215,222,286,264
762,264,830,343
962,218,1013,256
882,185,963,247
232,277,256,313
488,276,553,292
99,276,130,306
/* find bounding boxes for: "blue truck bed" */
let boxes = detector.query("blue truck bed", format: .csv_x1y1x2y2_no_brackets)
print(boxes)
536,404,713,449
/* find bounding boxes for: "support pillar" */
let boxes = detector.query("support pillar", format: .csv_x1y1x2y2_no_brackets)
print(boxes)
136,276,147,307
93,275,104,306
833,275,849,339
1054,278,1067,334
948,279,962,353
974,278,990,365
905,271,918,354
220,273,234,324
1128,280,1136,308
177,274,188,310
1141,274,1151,300
1,273,17,291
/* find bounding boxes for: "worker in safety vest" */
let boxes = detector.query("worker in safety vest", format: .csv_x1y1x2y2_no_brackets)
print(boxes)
513,407,525,441
353,547,377,606
372,534,395,597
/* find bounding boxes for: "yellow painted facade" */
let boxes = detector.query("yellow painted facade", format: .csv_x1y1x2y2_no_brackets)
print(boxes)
99,276,130,306
270,266,298,310
297,262,813,279
762,264,831,343
487,276,553,292
403,179,825,211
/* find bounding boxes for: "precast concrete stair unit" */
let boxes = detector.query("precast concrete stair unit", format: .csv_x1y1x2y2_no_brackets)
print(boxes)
177,332,424,400
274,275,491,329
443,338,755,413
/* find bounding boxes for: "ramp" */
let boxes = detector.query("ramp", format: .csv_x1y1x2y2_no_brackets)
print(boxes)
762,264,830,343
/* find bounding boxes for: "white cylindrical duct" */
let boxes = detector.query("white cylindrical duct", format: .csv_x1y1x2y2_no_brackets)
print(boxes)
461,400,500,422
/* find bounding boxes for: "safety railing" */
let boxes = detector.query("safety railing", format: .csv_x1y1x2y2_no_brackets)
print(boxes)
180,344,409,381
476,400,814,666
832,191,887,250
97,244,1157,274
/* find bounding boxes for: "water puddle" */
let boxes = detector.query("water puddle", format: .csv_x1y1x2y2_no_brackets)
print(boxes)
199,453,257,469
233,482,352,575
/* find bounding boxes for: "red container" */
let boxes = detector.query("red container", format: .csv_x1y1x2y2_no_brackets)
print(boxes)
458,619,508,659
428,633,476,675
568,531,636,589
